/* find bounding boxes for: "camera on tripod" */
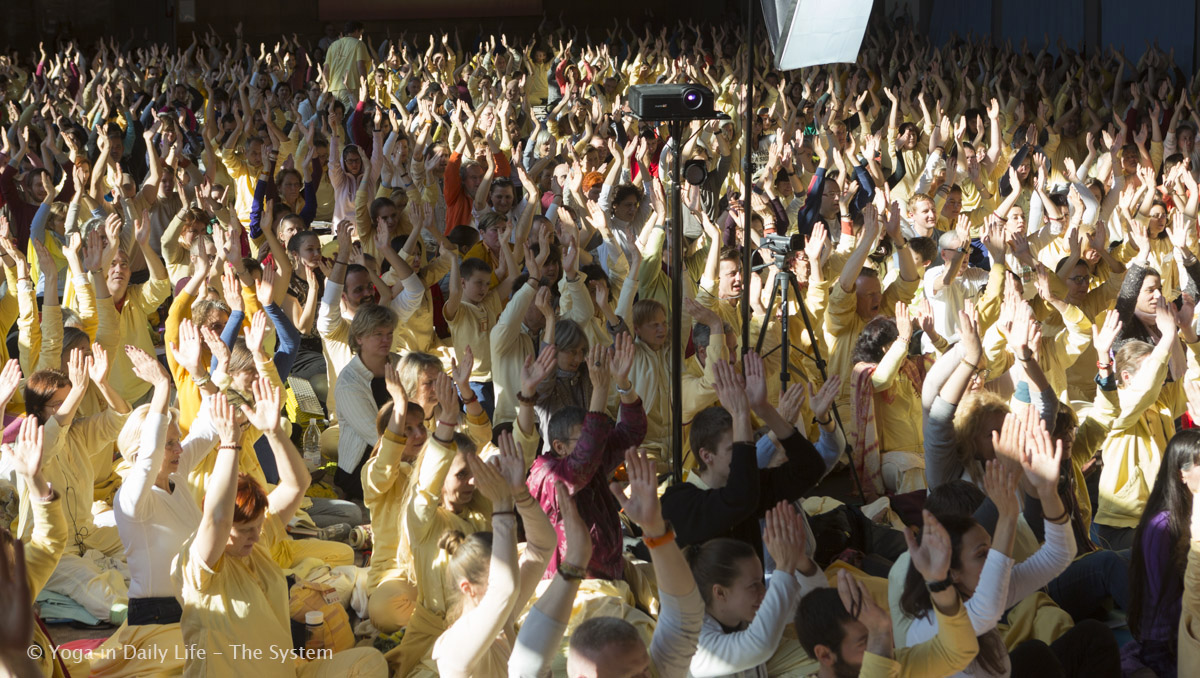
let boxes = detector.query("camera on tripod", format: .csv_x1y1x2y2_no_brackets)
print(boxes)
759,233,806,257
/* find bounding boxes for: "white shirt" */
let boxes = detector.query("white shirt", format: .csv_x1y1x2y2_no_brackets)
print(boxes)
921,264,989,353
902,518,1076,678
334,354,390,472
114,405,219,599
687,566,826,678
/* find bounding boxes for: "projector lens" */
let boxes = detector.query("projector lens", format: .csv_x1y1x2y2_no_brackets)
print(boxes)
683,89,702,110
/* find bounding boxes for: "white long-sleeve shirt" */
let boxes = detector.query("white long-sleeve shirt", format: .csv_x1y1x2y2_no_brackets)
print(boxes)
687,566,827,678
902,518,1077,677
114,404,219,599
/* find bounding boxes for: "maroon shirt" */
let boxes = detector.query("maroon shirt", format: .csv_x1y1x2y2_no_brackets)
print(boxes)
526,400,647,580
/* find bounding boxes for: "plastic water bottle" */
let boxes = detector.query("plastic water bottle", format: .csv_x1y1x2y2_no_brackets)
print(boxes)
302,420,325,472
305,610,326,653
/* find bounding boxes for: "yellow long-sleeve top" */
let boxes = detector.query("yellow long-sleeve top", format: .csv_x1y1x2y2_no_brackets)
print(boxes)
160,205,194,287
165,290,205,434
885,127,930,205
68,279,171,405
15,275,61,379
636,222,705,308
823,275,920,415
447,292,504,382
629,338,671,462
26,492,69,678
868,338,924,454
1063,273,1124,403
385,255,452,355
858,599,979,678
490,282,542,427
174,512,295,678
363,429,414,591
403,435,491,618
1068,386,1118,538
981,302,1093,404
0,263,19,384
218,147,264,226
1095,338,1199,528
1177,502,1200,671
697,277,744,356
680,335,726,471
17,409,129,555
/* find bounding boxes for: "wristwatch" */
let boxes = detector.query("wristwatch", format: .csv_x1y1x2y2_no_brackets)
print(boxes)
925,576,955,593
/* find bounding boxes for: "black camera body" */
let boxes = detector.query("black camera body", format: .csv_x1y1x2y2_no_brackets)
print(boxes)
760,232,805,256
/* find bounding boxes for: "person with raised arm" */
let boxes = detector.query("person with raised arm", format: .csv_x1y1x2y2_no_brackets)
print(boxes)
686,501,825,677
362,362,426,634
0,415,66,678
512,448,705,678
90,347,220,677
526,331,645,582
392,372,494,677
662,353,827,555
410,435,555,677
795,510,980,677
173,383,387,677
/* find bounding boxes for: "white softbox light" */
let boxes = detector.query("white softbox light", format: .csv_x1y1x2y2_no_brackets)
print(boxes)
760,0,874,70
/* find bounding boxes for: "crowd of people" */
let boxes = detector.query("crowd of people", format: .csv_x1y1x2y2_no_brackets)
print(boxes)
2,8,1200,677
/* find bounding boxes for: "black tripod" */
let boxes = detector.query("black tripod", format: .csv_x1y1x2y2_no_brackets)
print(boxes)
754,252,867,505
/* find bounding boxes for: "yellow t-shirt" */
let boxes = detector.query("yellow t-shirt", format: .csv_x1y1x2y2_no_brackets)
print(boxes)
325,37,370,94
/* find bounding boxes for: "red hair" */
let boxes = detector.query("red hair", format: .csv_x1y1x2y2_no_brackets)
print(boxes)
233,473,269,523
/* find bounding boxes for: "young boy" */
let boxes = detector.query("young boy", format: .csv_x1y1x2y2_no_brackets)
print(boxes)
444,254,518,417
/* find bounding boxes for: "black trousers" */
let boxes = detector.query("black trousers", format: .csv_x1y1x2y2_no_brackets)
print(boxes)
1009,618,1120,678
128,596,183,626
333,449,370,502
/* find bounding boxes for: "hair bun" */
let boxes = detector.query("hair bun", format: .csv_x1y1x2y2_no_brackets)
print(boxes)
438,529,467,555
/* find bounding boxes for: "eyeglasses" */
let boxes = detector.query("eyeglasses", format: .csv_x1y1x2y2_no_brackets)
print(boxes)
1066,275,1090,285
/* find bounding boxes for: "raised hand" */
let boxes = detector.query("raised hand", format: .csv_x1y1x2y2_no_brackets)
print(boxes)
609,447,666,536
557,480,593,569
126,346,169,387
383,361,408,420
836,568,891,637
466,451,513,507
609,332,635,387
238,378,283,434
433,370,460,424
904,509,952,583
0,360,22,411
245,310,269,356
743,351,769,410
451,345,474,391
169,319,205,376
3,415,44,483
493,431,527,495
712,357,749,417
895,302,912,344
521,344,558,395
763,500,808,575
1094,307,1118,360
66,347,91,392
1021,417,1064,501
809,375,841,424
200,325,231,369
256,263,277,308
221,269,244,313
983,458,1020,518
